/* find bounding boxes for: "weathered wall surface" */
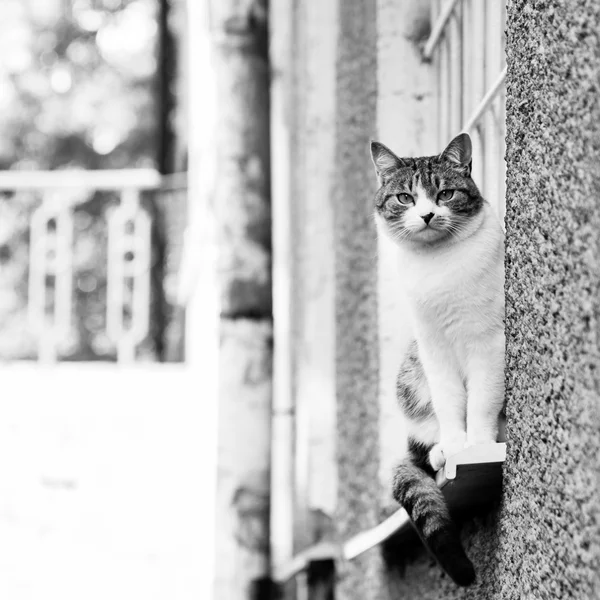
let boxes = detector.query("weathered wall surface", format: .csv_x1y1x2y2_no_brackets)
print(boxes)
333,0,385,598
388,1,600,598
201,2,273,598
215,321,272,599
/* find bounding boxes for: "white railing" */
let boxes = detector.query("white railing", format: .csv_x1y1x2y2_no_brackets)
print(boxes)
425,0,507,217
0,169,186,363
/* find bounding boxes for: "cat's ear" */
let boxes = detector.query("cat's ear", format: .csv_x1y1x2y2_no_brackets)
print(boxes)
441,133,472,173
370,141,404,184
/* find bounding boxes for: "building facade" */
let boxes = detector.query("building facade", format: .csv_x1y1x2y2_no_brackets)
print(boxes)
264,0,600,598
189,0,600,597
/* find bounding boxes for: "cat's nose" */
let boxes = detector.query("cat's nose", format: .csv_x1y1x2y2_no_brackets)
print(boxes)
421,212,435,225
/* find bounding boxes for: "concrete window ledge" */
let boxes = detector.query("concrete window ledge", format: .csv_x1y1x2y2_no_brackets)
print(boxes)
273,443,506,584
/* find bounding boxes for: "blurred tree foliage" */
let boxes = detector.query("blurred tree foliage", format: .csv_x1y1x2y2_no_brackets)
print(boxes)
0,0,169,361
0,0,158,171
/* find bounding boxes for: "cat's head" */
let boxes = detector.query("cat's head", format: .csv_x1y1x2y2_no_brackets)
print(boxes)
370,134,484,246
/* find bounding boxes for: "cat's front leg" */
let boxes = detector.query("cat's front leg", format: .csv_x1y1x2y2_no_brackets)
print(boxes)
466,332,505,446
419,342,467,471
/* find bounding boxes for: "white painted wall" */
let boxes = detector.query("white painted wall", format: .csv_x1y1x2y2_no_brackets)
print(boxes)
270,0,339,569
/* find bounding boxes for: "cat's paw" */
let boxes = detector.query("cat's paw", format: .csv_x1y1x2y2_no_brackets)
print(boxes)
428,445,446,471
428,432,467,471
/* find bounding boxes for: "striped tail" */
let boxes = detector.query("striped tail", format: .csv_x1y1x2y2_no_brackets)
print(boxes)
392,445,476,586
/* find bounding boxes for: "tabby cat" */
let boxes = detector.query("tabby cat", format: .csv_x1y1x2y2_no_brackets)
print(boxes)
370,133,505,586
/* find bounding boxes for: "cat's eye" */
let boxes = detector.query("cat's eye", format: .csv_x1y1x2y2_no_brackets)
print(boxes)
438,189,455,201
396,193,414,205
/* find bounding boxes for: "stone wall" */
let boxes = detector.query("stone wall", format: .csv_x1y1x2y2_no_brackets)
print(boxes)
500,0,600,596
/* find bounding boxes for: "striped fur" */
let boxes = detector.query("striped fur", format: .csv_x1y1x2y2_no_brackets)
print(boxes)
393,437,476,586
396,340,434,423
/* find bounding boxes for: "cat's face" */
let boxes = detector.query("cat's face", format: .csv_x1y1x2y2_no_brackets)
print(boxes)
371,134,484,245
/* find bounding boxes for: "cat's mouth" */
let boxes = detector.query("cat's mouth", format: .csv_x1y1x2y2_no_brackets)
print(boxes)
396,222,458,246
412,222,448,238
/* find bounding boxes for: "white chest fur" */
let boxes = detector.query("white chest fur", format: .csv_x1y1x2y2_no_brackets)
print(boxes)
394,205,504,367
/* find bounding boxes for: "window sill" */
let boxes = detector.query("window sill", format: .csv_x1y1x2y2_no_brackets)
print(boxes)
273,442,506,583
344,442,506,560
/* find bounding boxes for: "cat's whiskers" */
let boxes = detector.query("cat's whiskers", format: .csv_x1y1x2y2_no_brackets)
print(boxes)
394,228,414,243
387,222,410,243
434,215,470,239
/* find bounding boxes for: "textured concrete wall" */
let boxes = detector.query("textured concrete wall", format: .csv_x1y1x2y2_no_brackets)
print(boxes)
333,0,385,598
388,1,600,598
500,0,600,595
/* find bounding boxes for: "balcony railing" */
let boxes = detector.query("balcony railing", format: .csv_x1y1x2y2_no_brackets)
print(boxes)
0,169,187,363
427,0,507,217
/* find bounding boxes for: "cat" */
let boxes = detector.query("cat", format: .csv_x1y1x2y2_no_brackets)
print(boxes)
370,133,505,586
